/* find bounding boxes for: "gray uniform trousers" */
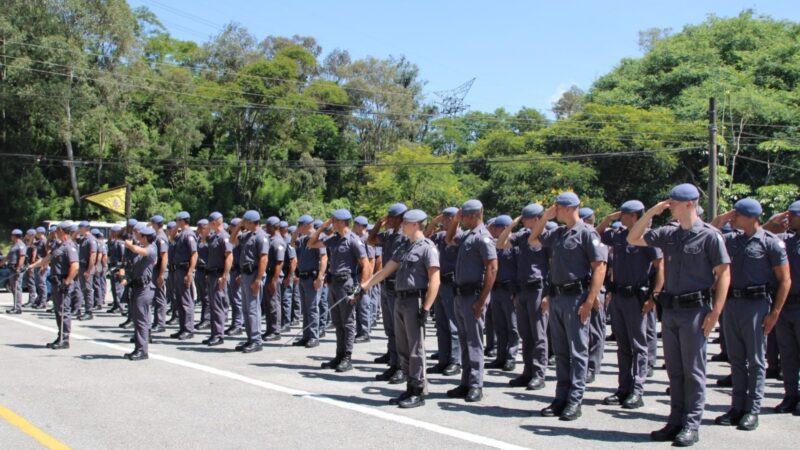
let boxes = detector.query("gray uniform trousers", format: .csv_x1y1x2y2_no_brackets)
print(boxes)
330,278,356,355
776,304,800,400
434,280,461,365
265,275,283,334
588,298,606,375
299,277,321,341
110,273,125,309
724,296,769,414
381,282,399,366
454,291,486,388
516,284,548,379
395,293,426,389
92,271,106,307
228,273,243,328
26,270,38,304
9,273,23,309
491,286,519,362
78,269,95,314
646,309,658,369
173,269,195,333
240,272,264,344
131,285,155,354
550,293,590,404
356,286,372,337
610,294,649,396
662,305,710,430
206,273,229,339
152,272,167,328
35,268,47,306
54,282,74,341
196,269,209,324
281,280,294,326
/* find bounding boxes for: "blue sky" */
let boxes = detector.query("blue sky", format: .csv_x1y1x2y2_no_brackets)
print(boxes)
128,0,800,116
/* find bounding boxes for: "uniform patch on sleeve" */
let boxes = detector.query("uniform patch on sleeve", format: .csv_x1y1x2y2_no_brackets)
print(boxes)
482,237,491,244
592,238,600,246
778,240,786,249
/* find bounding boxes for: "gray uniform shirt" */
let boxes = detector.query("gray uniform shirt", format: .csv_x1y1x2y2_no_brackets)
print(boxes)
323,231,367,275
50,239,78,277
511,229,550,282
602,228,662,287
297,235,326,273
207,230,233,270
239,229,269,270
454,223,497,286
392,238,440,291
174,229,198,265
725,228,787,290
540,221,608,286
131,243,158,280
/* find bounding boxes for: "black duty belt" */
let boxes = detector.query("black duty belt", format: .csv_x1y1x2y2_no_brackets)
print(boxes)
240,262,255,275
331,272,353,283
728,284,769,300
658,290,711,310
130,277,152,288
550,279,589,296
175,262,190,271
48,274,67,284
205,268,224,277
492,280,516,291
168,264,177,271
521,278,544,290
786,294,800,305
298,271,318,279
610,283,651,300
396,289,426,299
441,272,455,284
454,283,482,296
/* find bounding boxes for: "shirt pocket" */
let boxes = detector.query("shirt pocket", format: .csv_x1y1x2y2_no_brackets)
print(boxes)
744,244,766,259
683,244,703,255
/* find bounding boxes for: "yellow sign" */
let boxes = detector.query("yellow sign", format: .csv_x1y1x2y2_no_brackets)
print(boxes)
83,186,127,216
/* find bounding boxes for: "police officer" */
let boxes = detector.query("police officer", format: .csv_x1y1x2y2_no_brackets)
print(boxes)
710,199,789,430
426,207,462,376
225,218,245,336
444,199,497,403
123,226,158,360
170,212,198,340
353,215,375,342
263,216,286,341
150,215,169,333
527,193,607,421
496,204,550,390
32,227,48,309
195,219,211,330
204,212,232,347
596,200,664,409
5,229,27,314
279,220,297,331
165,221,180,325
90,228,107,310
22,229,38,308
291,215,327,348
628,183,731,446
361,209,440,408
579,207,606,383
106,225,126,313
308,209,369,372
486,215,519,372
233,210,269,353
75,221,98,321
368,203,409,383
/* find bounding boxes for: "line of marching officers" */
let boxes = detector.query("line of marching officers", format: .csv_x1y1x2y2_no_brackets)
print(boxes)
8,182,800,447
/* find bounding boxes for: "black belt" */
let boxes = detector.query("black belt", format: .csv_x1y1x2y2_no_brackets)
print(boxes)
728,284,769,300
396,289,426,299
521,278,544,290
658,290,711,310
205,268,224,277
130,277,152,288
610,283,651,300
298,271,318,279
454,283,482,296
492,280,516,291
331,272,352,283
48,274,67,284
240,262,255,275
175,262,190,271
786,294,800,305
441,272,454,283
550,279,589,296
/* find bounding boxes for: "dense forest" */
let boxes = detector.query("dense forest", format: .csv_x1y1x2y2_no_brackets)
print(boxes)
1,2,799,231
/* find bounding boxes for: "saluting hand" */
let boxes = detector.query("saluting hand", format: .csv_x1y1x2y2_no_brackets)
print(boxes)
543,205,557,221
651,200,671,215
605,211,622,222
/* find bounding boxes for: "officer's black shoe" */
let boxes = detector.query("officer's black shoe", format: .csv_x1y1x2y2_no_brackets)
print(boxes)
322,355,342,369
262,333,281,342
119,320,133,329
486,359,506,369
21,301,32,308
714,409,744,426
107,306,120,314
426,364,446,374
235,341,251,351
166,316,179,326
376,366,399,381
207,336,224,347
716,374,733,387
354,334,370,343
169,331,183,339
225,326,244,336
541,400,566,417
602,392,626,406
672,427,699,447
446,385,469,398
765,368,782,380
93,304,103,311
305,339,319,348
430,351,439,361
465,387,483,403
710,353,728,362
442,363,461,376
774,396,799,413
527,377,545,391
374,352,390,364
79,312,93,321
622,393,644,409
292,339,309,347
502,360,516,371
195,321,210,330
177,332,194,340
390,384,412,405
650,424,682,442
737,413,758,431
586,371,596,384
241,342,262,354
46,338,64,349
6,308,22,314
319,329,327,338
559,402,582,421
151,326,166,333
399,387,425,409
335,354,353,372
49,340,70,350
127,350,148,361
389,369,407,385
509,374,532,388
647,366,655,378
46,308,55,313
485,348,497,358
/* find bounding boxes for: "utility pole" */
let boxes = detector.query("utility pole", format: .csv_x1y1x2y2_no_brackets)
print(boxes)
708,97,718,221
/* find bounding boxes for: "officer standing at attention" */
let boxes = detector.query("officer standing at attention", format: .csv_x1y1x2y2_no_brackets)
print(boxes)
595,200,664,410
225,218,245,336
23,229,38,308
195,219,211,330
170,212,198,340
368,203,409,384
425,207,462,376
263,216,286,341
444,199,497,403
107,225,126,314
291,215,327,348
526,193,607,421
76,221,98,321
32,227,48,309
486,215,519,372
308,209,369,372
579,207,606,384
496,204,550,391
5,229,27,314
627,183,731,447
353,215,375,343
360,209,440,408
165,221,179,325
91,228,107,310
232,210,269,353
123,226,158,361
710,199,790,430
150,215,169,334
279,220,297,331
204,212,233,347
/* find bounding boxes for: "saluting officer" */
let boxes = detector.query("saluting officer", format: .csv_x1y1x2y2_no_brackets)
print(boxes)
527,193,607,421
291,215,328,348
627,183,731,447
487,215,519,372
711,199,790,431
170,211,198,340
107,225,126,313
123,226,158,361
150,215,169,333
361,209,440,408
75,221,98,321
225,218,245,336
204,212,233,347
195,219,211,330
263,216,286,341
353,216,375,343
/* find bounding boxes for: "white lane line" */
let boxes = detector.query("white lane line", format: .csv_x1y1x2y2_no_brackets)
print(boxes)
0,315,529,450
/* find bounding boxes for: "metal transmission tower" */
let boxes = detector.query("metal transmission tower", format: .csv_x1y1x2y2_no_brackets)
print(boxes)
433,77,476,117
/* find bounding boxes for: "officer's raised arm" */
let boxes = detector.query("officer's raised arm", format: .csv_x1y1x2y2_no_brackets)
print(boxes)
527,205,556,246
627,200,671,247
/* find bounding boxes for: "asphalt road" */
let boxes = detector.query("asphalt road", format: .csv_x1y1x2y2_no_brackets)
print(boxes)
0,291,797,449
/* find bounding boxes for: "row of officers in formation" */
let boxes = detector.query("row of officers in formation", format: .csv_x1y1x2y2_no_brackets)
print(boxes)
3,182,800,447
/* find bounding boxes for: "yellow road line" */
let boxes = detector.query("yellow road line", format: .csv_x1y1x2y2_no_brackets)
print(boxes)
0,405,71,450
